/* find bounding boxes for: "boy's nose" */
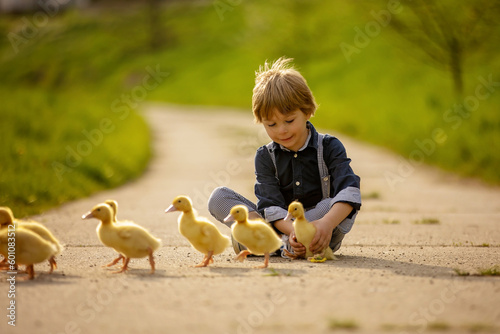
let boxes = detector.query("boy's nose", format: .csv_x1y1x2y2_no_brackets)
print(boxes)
277,124,288,134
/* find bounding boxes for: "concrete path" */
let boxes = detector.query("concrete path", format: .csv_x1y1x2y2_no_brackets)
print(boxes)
1,104,499,334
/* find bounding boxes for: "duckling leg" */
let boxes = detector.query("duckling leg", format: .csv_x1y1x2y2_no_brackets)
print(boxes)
26,265,35,280
147,247,155,274
103,254,125,268
195,251,214,267
0,257,9,269
235,250,252,263
255,252,270,269
48,256,57,274
1,263,18,271
113,257,130,274
282,248,300,260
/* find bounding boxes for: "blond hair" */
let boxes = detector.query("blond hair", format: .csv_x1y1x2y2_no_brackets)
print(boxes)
252,57,317,123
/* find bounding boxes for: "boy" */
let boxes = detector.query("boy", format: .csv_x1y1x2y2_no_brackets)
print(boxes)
208,57,361,258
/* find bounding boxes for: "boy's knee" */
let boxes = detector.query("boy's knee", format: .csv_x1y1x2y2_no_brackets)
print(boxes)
208,186,229,206
207,186,231,216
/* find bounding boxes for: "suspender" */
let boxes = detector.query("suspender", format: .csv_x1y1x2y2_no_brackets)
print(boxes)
266,133,331,200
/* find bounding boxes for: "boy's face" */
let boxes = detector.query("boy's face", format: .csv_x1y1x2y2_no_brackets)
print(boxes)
262,109,311,152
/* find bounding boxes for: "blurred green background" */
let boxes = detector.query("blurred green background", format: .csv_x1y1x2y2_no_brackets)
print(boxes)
1,0,499,217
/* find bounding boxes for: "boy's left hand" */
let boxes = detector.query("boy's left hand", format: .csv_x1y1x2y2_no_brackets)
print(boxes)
309,218,334,254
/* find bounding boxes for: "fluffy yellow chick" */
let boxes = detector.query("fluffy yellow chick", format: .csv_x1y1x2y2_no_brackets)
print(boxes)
82,203,161,274
0,227,59,280
285,201,335,261
101,199,126,267
104,200,119,222
225,205,282,268
165,195,230,267
0,206,62,273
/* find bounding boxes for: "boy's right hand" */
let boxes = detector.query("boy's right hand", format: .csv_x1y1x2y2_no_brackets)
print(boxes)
289,231,306,258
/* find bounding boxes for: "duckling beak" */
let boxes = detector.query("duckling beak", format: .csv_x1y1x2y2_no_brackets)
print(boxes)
165,205,177,213
82,211,93,220
224,213,234,223
285,212,293,222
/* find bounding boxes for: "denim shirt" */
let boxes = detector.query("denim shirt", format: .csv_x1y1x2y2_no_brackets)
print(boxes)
254,122,361,226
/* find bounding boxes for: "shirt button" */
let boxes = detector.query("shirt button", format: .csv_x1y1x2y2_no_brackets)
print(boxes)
323,176,329,181
294,153,298,158
295,181,300,186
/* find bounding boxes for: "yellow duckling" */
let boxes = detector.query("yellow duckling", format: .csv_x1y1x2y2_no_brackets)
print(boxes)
165,195,230,267
285,201,335,261
101,199,126,268
0,227,59,280
0,206,62,273
104,199,119,222
82,203,161,274
224,205,282,269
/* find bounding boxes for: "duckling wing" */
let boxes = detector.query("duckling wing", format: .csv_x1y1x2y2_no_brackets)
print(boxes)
110,224,161,257
187,220,228,254
188,220,220,254
246,222,282,254
18,221,63,254
11,229,57,265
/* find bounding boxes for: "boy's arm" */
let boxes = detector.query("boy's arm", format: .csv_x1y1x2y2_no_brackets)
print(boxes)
325,136,361,203
323,136,361,232
274,217,307,257
309,202,353,254
254,146,288,223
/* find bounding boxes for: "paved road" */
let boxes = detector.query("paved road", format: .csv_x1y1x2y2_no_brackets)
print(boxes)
1,104,499,334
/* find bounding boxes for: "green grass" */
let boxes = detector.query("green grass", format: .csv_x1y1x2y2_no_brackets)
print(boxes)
328,318,359,331
428,322,451,331
413,218,441,225
0,87,150,217
381,322,497,332
463,323,497,333
362,191,381,200
454,265,500,277
383,218,400,225
0,1,499,215
453,268,471,276
264,268,292,277
478,266,500,276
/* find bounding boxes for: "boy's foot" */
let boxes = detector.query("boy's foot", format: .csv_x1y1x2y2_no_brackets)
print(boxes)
280,235,295,259
231,235,247,255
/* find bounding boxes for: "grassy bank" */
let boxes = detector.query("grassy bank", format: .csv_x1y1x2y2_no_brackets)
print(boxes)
0,1,498,216
0,87,150,217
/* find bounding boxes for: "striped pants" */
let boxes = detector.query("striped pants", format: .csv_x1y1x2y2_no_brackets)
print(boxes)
208,186,345,252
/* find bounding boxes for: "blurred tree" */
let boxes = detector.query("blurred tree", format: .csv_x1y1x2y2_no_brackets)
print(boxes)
147,0,163,50
389,0,500,98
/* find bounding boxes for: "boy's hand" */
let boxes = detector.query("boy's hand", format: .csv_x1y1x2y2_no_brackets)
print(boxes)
289,231,306,257
309,218,334,254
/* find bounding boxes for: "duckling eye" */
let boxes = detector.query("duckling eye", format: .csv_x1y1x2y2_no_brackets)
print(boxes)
177,200,181,203
97,208,101,211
